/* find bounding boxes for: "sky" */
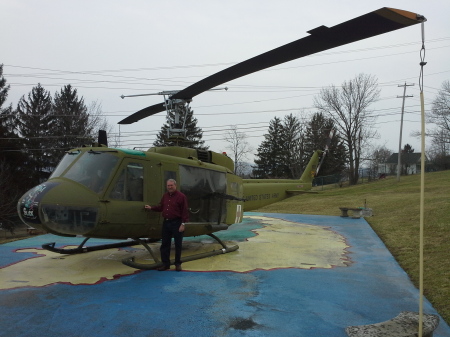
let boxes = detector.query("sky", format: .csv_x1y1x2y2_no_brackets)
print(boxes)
2,1,449,163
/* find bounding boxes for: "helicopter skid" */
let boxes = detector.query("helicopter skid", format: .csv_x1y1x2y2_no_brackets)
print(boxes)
42,238,157,255
122,233,239,270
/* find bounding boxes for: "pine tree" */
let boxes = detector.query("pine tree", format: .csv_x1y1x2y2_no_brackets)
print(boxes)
153,106,208,149
52,85,92,152
16,83,54,183
253,117,286,178
0,64,24,167
304,112,346,176
281,114,305,178
254,113,346,179
401,143,414,175
0,64,11,115
0,64,29,226
0,64,15,145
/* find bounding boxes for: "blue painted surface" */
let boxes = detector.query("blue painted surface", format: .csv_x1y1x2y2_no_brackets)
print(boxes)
1,213,449,337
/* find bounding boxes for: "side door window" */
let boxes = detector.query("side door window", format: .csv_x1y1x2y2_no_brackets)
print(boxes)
179,165,227,223
110,162,144,201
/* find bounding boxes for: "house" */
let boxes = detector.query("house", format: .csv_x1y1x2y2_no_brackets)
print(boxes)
380,152,426,175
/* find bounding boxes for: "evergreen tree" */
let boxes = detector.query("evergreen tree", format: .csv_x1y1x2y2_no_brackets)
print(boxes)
281,114,305,178
0,64,15,144
304,112,346,176
401,143,414,175
0,64,25,169
254,113,346,179
16,83,54,183
153,106,208,149
253,117,286,178
0,64,29,226
52,85,92,155
0,64,11,115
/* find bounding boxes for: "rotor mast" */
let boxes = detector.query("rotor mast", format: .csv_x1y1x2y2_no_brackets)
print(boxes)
121,87,227,141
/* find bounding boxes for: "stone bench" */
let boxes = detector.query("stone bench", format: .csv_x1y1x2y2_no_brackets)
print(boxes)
346,311,439,337
339,207,362,219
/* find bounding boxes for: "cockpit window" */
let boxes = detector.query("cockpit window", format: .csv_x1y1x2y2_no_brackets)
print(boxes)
50,150,81,178
63,151,120,193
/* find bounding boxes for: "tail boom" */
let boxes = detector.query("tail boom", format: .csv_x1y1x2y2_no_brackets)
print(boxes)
242,150,322,211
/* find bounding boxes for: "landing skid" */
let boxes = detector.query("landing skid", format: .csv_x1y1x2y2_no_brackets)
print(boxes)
42,238,157,254
122,233,239,270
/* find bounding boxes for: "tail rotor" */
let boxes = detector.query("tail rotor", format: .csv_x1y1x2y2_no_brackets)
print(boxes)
315,129,335,176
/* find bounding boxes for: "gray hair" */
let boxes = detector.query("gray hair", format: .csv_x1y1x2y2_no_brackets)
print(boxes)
167,178,177,185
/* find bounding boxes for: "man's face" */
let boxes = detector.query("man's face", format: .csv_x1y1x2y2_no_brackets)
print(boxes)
166,181,177,193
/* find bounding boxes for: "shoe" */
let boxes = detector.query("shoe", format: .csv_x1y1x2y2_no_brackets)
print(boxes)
175,264,182,272
157,265,170,271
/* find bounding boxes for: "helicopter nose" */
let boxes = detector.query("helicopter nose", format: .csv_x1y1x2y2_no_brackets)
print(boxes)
17,179,101,236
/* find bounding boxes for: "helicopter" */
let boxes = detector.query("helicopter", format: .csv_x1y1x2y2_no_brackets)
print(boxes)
17,7,425,270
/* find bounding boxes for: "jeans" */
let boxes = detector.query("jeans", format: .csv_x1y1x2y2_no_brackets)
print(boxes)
160,218,184,266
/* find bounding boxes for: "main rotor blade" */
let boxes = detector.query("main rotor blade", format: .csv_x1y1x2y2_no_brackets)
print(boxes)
119,102,166,124
172,8,423,100
119,7,424,124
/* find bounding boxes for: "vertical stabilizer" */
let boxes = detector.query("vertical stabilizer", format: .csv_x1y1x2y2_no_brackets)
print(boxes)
299,150,322,183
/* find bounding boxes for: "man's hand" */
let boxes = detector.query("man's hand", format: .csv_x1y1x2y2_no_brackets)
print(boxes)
179,223,185,232
144,205,152,211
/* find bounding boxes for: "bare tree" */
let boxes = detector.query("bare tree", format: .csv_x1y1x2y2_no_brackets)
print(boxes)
86,100,116,146
427,80,450,152
368,145,392,179
314,73,380,185
223,125,253,177
428,132,450,170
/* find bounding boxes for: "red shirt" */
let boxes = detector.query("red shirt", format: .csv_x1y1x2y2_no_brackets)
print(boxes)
152,190,189,223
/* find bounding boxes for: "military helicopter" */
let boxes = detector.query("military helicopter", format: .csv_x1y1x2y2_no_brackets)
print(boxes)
17,8,425,270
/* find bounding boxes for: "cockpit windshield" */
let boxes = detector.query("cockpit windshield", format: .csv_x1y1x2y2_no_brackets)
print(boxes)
50,150,81,179
61,151,120,193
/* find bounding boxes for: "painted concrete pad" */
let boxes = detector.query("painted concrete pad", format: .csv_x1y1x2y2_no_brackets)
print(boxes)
1,213,449,337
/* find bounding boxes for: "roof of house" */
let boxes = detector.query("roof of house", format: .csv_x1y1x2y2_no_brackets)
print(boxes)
386,153,424,164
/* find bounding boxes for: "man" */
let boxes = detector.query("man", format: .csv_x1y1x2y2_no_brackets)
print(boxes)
145,179,189,271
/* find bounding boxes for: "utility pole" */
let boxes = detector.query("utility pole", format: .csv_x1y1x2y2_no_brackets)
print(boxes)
397,83,414,181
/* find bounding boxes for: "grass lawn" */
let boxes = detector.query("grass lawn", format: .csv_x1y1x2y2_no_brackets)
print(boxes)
256,170,450,324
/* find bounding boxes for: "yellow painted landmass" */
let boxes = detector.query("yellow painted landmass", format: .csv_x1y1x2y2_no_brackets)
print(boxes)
1,247,141,289
0,216,349,289
181,216,349,271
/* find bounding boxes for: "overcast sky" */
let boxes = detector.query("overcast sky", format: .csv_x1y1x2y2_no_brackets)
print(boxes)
2,1,449,162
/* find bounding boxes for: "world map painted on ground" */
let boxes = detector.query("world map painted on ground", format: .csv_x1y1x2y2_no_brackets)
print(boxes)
0,216,350,289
